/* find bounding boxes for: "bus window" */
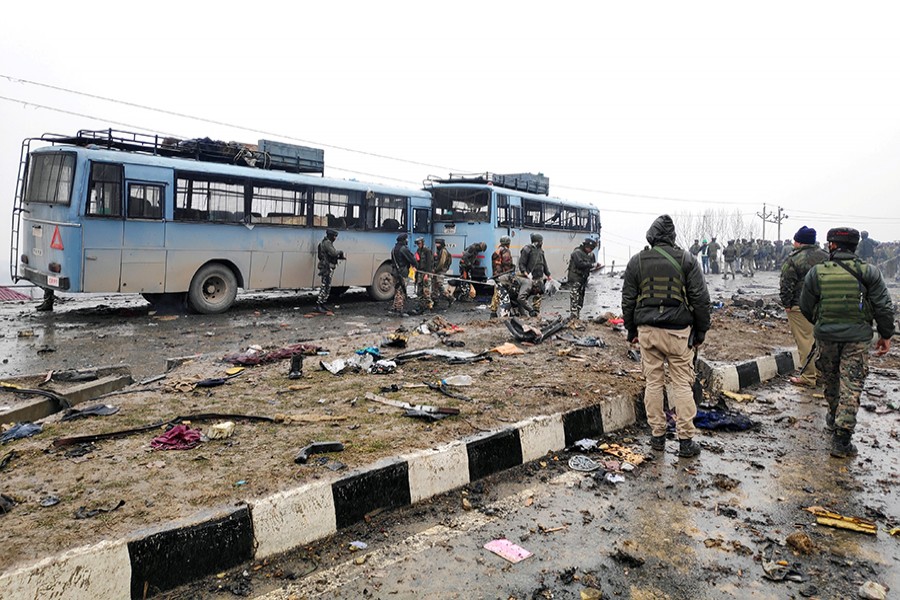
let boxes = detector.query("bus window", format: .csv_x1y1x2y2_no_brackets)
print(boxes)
496,195,522,228
252,184,307,225
431,188,489,223
413,207,430,234
87,163,123,217
25,153,75,205
175,174,243,222
366,192,406,231
312,187,362,229
523,199,543,227
127,184,164,219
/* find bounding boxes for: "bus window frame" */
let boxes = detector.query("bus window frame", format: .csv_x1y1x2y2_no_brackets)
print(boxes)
85,162,124,218
312,186,363,230
496,194,522,228
250,181,308,226
24,152,76,206
431,187,490,223
126,182,165,220
174,171,245,223
366,192,408,231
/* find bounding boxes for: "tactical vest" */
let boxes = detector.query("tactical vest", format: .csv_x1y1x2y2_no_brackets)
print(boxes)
816,260,871,325
637,247,687,308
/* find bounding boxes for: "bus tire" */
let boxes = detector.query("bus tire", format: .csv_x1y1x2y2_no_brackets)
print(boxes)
188,263,238,314
367,263,395,302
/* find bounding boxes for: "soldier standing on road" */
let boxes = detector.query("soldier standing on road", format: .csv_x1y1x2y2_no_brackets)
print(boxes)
431,238,454,308
518,233,551,315
722,240,738,279
567,237,598,320
706,237,720,274
700,239,710,274
457,241,487,301
622,215,711,458
799,227,895,458
489,236,515,317
779,226,828,387
414,237,434,313
390,233,417,315
857,231,879,264
315,228,344,313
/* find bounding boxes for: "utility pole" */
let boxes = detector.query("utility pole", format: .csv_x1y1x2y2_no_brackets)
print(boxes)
774,206,789,241
757,203,774,240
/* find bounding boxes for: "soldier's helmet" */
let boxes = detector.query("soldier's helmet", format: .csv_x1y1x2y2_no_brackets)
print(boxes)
583,237,597,248
531,233,543,243
397,233,409,243
826,227,860,247
499,236,511,246
326,228,338,238
415,237,425,244
434,238,445,247
861,231,869,239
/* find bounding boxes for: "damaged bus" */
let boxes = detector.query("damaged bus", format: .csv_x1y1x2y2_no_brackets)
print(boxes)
10,129,432,313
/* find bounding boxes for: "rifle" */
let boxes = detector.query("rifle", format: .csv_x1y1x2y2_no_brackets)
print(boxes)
799,341,817,375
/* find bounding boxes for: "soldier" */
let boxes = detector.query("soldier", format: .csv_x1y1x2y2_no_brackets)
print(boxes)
36,287,55,312
518,233,551,315
457,241,487,301
389,233,417,315
622,215,711,458
689,239,701,259
779,226,828,387
567,237,598,320
857,231,879,264
700,239,710,274
706,237,720,274
414,237,434,313
431,238,454,308
315,229,345,313
722,240,737,279
489,236,515,317
799,227,894,458
515,267,546,317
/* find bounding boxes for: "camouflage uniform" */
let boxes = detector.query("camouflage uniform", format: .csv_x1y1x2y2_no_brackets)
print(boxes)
316,230,343,309
390,235,417,313
779,241,828,384
518,235,550,314
415,238,434,311
431,241,454,306
567,240,597,319
800,231,895,457
489,240,514,314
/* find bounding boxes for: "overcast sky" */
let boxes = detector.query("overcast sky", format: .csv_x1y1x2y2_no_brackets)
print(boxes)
3,1,900,286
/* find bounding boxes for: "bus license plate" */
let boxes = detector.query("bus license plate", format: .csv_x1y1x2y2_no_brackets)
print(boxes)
47,276,59,287
32,226,42,238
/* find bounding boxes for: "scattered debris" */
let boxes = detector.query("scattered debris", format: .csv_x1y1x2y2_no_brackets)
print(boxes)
760,542,807,582
505,316,570,344
568,455,601,472
223,343,325,366
150,425,202,451
364,392,459,416
0,450,15,471
207,422,235,440
294,441,345,464
484,538,532,563
712,474,741,491
60,404,120,422
39,495,60,507
722,390,754,403
599,443,644,466
786,531,815,555
1,422,43,444
491,342,524,356
574,438,598,452
74,499,125,520
0,493,15,515
803,506,877,535
611,540,644,567
694,409,758,431
858,581,888,600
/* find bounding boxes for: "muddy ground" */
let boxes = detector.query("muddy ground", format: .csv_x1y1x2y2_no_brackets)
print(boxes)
1,271,897,576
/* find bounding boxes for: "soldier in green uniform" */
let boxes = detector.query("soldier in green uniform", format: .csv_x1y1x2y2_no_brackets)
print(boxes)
622,215,711,458
779,226,828,386
390,233,417,315
567,237,598,320
489,236,515,317
799,227,894,458
315,229,344,313
706,237,720,274
414,237,434,313
518,233,551,315
431,238,454,308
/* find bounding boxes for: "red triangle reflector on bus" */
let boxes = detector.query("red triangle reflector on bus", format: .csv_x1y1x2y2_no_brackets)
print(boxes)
50,226,64,250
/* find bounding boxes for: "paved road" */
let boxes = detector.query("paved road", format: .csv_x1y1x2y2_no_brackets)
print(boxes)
164,373,900,600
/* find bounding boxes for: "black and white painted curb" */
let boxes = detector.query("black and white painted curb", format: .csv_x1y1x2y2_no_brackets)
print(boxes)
699,348,800,392
1,349,802,599
1,394,638,599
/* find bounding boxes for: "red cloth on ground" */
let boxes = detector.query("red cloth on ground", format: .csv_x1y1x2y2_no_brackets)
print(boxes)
150,424,202,450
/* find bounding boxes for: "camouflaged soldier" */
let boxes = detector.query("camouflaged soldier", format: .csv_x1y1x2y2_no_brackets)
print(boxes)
518,233,551,315
779,226,828,387
489,236,515,317
567,237,598,320
315,229,344,313
799,227,895,458
414,237,434,313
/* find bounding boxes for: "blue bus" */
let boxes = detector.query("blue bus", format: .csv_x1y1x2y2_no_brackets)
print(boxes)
424,172,601,280
10,129,432,313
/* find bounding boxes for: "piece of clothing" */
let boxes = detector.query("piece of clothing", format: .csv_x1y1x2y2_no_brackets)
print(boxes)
799,250,895,342
779,244,828,308
621,216,711,342
788,308,819,385
150,424,202,450
638,324,698,439
817,340,869,433
569,279,587,318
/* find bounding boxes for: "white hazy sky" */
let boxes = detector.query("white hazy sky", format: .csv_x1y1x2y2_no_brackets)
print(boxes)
3,1,900,285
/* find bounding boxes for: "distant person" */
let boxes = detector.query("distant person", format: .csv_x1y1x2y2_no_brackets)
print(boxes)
489,236,514,317
518,233,551,315
706,237,720,274
431,238,454,308
36,287,55,312
799,227,894,458
621,215,711,458
857,231,878,263
389,233,417,315
314,228,344,313
700,239,710,274
414,237,433,313
567,237,599,320
722,240,737,279
779,226,828,387
689,239,701,259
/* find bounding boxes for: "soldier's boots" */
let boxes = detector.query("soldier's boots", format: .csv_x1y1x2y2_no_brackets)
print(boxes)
825,410,835,432
649,435,666,452
830,430,857,458
677,438,702,458
36,298,54,312
314,304,329,314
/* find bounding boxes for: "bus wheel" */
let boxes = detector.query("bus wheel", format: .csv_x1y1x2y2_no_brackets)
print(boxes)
188,263,238,314
141,292,186,313
367,263,394,302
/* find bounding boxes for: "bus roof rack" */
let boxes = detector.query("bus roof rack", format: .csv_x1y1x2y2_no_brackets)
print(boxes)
42,129,325,175
425,172,549,195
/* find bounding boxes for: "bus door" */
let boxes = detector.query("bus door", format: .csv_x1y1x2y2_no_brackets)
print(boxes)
121,165,169,293
81,162,125,292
